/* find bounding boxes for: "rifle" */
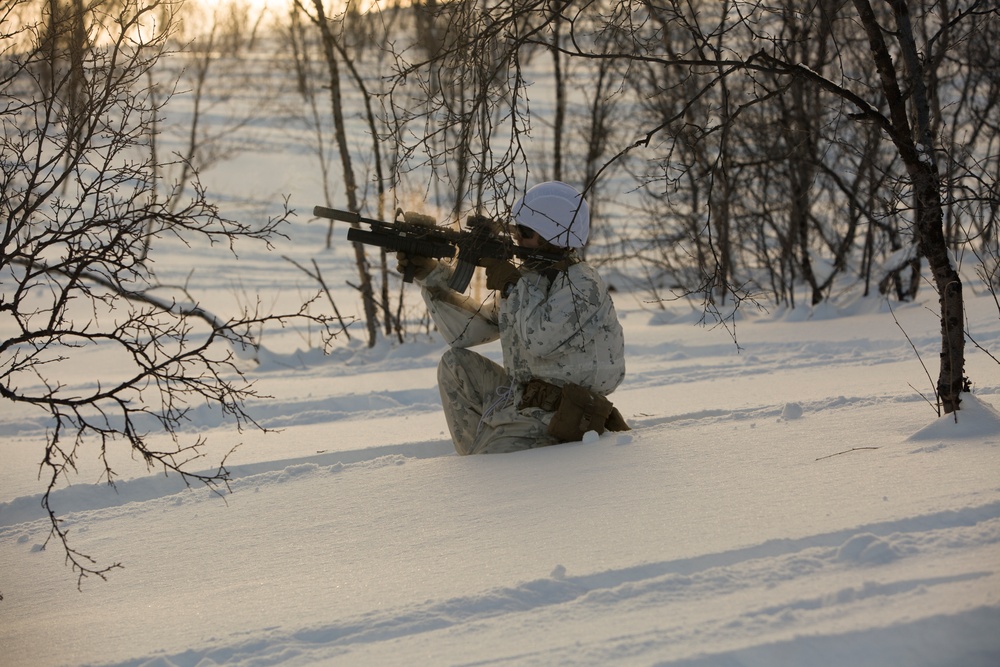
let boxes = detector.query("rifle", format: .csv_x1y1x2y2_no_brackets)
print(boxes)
313,206,565,293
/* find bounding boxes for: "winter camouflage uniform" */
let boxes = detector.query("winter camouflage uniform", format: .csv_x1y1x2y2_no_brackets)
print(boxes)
419,256,626,454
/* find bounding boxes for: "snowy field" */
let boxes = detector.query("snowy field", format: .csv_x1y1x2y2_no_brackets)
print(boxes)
2,32,1000,667
2,204,999,665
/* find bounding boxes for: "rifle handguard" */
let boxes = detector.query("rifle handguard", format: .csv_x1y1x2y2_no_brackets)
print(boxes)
345,227,454,283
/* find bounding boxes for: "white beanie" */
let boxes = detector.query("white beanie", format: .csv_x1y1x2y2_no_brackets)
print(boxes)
511,181,590,249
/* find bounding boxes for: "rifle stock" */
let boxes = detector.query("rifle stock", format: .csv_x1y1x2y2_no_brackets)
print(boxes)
313,206,564,293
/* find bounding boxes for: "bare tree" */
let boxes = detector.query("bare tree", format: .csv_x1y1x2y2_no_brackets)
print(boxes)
386,0,533,216
165,2,267,210
291,0,389,347
548,1,567,182
842,0,970,412
1,0,342,588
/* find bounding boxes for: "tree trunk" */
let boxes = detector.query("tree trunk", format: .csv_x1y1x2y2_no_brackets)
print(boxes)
550,8,565,181
913,163,967,413
309,0,379,347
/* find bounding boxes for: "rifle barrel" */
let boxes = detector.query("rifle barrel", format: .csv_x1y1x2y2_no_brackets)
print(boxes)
312,206,360,223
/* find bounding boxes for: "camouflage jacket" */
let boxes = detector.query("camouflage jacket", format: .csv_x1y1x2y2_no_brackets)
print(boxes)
419,257,626,396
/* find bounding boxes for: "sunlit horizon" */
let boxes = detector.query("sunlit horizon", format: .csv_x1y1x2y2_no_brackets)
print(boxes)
187,0,404,20
165,0,407,42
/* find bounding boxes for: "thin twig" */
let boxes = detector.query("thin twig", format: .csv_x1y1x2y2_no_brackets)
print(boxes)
907,382,939,413
965,329,1000,366
887,299,940,416
816,446,880,461
282,256,352,341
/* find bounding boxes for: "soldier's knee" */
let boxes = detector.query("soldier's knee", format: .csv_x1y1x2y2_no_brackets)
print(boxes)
438,347,474,382
442,346,476,365
437,348,457,385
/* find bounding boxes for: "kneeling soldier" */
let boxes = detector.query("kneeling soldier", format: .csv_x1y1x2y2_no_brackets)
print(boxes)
398,181,627,454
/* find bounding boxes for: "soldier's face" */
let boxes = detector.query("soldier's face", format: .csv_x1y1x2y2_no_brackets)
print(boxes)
515,224,542,249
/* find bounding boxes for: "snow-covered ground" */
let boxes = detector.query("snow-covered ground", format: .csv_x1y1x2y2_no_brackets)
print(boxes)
2,206,999,665
2,29,1000,666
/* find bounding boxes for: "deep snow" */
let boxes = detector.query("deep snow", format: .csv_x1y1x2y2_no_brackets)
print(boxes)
2,30,1000,667
1,211,999,665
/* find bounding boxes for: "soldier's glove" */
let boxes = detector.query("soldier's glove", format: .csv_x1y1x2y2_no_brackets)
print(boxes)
481,258,522,298
395,211,438,281
395,253,438,281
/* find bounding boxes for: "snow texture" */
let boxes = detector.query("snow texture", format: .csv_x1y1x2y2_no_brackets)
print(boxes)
1,43,999,667
2,219,998,665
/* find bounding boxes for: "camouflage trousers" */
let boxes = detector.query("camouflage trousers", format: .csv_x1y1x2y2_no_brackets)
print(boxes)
437,347,557,455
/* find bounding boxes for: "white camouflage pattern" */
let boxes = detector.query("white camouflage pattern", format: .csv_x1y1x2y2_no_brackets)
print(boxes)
419,256,625,454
